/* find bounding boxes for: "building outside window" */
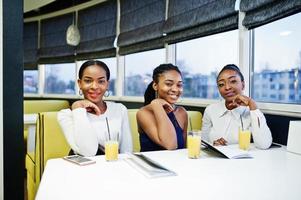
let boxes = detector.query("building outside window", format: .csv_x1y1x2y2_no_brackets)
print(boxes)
279,84,285,90
124,49,165,96
253,13,301,104
176,30,238,99
102,57,117,96
44,63,76,95
24,70,38,94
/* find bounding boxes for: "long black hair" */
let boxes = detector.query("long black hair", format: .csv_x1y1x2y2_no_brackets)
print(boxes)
144,63,182,106
216,64,244,82
78,60,110,81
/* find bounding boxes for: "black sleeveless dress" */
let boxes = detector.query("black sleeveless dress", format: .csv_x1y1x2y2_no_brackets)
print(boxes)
139,111,185,152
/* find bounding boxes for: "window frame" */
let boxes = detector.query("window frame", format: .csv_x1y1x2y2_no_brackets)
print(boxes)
23,8,301,118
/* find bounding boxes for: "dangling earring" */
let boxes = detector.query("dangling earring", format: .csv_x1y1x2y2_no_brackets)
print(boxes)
79,89,83,96
155,90,158,98
104,90,110,97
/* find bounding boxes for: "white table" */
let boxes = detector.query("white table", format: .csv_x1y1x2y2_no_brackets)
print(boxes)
35,147,301,200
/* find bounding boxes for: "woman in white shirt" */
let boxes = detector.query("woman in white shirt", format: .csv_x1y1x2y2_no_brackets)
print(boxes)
58,60,133,156
202,64,272,149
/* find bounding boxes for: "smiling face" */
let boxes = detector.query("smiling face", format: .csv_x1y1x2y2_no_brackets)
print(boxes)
153,70,183,104
217,69,244,103
78,64,109,105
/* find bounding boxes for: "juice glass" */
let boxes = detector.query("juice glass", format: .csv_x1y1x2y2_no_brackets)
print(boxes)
239,129,251,150
187,131,201,159
105,140,119,161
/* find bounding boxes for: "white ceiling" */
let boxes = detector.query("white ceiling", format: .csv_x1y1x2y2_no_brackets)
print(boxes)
24,0,56,13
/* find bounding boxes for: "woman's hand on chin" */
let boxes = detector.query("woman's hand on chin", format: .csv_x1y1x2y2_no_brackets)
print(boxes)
151,98,174,113
227,95,257,110
71,100,101,115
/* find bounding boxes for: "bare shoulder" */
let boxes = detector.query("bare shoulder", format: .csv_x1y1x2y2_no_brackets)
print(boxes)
174,106,188,130
137,105,153,119
136,105,156,133
174,106,188,122
175,106,188,117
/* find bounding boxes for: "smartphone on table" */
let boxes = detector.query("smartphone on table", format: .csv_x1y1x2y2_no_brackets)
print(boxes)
63,155,96,166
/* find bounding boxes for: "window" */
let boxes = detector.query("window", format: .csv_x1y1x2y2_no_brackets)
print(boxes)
44,63,76,95
102,58,117,96
270,94,276,99
124,49,165,96
289,94,295,101
289,71,295,78
254,93,259,99
78,58,117,96
289,83,295,90
176,30,238,99
24,70,38,94
253,13,301,104
279,94,285,100
262,84,268,89
279,84,285,90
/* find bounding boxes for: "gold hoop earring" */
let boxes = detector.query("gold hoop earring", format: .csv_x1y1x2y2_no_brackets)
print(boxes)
104,90,110,97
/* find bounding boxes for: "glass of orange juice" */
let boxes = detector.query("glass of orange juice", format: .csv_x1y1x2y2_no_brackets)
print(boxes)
239,129,251,150
187,130,201,159
105,140,119,161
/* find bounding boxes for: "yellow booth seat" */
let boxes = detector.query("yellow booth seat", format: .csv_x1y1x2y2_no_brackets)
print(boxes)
24,100,70,146
24,100,70,114
127,109,140,152
187,111,203,131
26,111,70,200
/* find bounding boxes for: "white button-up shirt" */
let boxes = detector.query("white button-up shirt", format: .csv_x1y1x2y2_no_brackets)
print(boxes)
202,100,272,149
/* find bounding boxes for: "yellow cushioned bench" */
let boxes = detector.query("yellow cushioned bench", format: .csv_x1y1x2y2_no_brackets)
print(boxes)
24,100,70,145
24,100,70,114
24,100,70,200
26,111,70,200
187,111,202,131
127,109,140,152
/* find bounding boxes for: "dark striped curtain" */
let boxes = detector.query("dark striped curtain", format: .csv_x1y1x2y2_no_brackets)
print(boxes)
24,21,38,69
163,0,238,44
118,0,166,55
240,0,301,29
39,13,75,64
76,0,117,60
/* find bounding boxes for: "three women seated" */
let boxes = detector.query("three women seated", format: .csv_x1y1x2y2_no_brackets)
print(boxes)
57,60,272,156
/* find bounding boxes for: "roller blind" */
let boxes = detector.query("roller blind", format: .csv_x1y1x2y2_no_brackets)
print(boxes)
163,0,238,44
118,0,166,55
39,13,75,63
240,0,301,29
23,22,38,69
76,0,117,60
